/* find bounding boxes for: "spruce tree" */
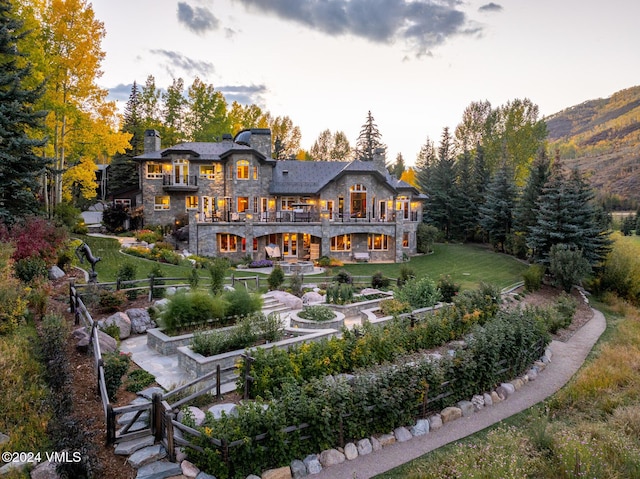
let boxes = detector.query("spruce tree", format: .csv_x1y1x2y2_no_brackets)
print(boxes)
0,0,48,223
424,127,459,239
455,149,478,240
479,163,516,252
108,82,142,195
515,147,551,234
356,111,385,161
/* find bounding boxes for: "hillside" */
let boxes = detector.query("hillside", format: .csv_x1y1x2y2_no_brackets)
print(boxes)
545,85,640,206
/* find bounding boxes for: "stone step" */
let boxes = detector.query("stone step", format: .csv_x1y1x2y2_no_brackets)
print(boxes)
114,435,155,455
135,460,182,479
128,444,167,469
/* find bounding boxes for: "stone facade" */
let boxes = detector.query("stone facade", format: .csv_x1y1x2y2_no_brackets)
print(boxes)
136,129,425,263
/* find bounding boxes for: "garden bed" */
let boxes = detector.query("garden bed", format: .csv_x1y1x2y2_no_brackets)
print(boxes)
360,303,445,326
177,327,339,379
327,291,393,317
147,325,237,355
289,309,346,330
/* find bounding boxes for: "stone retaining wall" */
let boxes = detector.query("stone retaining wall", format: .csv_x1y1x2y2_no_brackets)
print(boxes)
289,310,346,330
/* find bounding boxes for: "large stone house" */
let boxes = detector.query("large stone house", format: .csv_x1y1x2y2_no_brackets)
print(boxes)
134,129,425,263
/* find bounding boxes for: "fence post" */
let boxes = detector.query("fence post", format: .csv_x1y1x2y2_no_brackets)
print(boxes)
106,404,116,445
74,293,81,326
148,276,155,302
165,408,176,462
255,275,259,290
216,364,222,400
243,354,254,400
116,278,121,291
152,392,163,442
69,280,75,313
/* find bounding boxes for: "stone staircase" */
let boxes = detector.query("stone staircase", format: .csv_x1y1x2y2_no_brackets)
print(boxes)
261,295,292,318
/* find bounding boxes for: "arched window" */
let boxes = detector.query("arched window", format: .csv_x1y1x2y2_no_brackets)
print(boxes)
236,159,250,179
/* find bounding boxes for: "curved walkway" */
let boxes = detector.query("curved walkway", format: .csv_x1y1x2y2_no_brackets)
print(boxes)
315,308,607,479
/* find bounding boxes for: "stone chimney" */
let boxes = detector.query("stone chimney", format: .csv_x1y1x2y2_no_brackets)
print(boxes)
234,128,272,159
144,129,161,154
373,147,387,174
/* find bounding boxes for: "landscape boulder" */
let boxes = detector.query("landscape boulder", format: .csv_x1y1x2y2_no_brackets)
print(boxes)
270,291,303,310
99,312,131,339
48,265,65,280
301,291,324,305
126,308,156,334
319,449,345,468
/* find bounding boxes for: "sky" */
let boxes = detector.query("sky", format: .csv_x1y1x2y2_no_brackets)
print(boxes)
91,0,640,166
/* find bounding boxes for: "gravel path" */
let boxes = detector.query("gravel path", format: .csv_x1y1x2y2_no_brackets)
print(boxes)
314,308,607,479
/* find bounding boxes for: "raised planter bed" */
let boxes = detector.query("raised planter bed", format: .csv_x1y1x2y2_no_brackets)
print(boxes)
326,292,393,318
289,309,346,330
360,303,445,327
147,324,237,355
177,328,339,380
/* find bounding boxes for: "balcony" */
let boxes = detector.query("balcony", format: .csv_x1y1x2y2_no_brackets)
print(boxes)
162,175,199,192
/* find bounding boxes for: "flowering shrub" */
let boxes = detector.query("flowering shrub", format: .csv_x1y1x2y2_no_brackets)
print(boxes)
248,259,273,268
134,229,162,244
0,217,67,267
394,275,441,309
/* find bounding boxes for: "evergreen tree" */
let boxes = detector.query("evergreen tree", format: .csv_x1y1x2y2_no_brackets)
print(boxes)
356,111,385,161
415,137,436,196
515,147,552,234
0,0,47,223
424,128,459,239
389,153,406,178
455,149,478,240
527,164,611,267
479,163,517,252
108,82,142,194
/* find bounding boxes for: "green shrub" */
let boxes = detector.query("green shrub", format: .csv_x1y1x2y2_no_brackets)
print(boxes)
334,269,353,284
14,256,48,283
523,263,545,292
267,265,285,290
316,256,331,267
298,305,336,322
289,271,303,297
371,271,391,289
209,257,229,294
379,298,412,317
101,323,121,342
117,262,138,299
135,229,162,244
223,288,263,318
103,352,131,400
394,275,441,309
160,290,228,333
125,369,156,393
417,223,439,254
396,264,415,287
148,264,165,298
549,244,591,293
257,312,285,343
191,313,271,357
437,274,460,302
326,282,354,304
98,289,126,313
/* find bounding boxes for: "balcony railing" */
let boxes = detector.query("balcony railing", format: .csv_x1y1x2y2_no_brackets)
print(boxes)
197,210,420,223
162,174,198,186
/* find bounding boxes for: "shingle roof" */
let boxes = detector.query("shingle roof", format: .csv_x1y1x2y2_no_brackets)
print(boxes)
135,141,255,161
269,160,348,194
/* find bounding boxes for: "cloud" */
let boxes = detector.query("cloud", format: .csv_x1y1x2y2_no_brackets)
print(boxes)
107,83,134,102
150,49,215,77
478,3,503,13
177,2,220,34
232,0,479,55
218,84,268,105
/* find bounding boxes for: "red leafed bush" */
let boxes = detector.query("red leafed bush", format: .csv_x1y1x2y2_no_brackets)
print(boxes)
0,217,68,264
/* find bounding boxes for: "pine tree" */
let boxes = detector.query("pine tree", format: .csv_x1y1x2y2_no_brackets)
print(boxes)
356,111,385,161
389,153,406,178
479,163,517,252
109,82,142,195
0,0,47,223
424,128,459,239
527,164,611,267
455,149,478,240
415,137,436,196
515,147,551,234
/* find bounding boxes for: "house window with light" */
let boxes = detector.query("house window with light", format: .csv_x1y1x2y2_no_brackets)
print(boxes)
331,234,351,251
350,184,367,217
236,159,250,179
199,165,215,179
237,197,249,213
218,233,237,252
252,166,259,180
154,196,170,210
368,234,388,251
186,196,198,210
402,232,410,248
146,163,163,179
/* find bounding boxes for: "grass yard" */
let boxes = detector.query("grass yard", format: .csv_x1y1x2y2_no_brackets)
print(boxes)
341,243,528,290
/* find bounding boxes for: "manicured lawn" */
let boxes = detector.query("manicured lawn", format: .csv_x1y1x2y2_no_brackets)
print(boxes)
341,243,528,290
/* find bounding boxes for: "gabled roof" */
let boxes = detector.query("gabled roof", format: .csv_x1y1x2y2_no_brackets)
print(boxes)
134,141,268,162
269,160,346,194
